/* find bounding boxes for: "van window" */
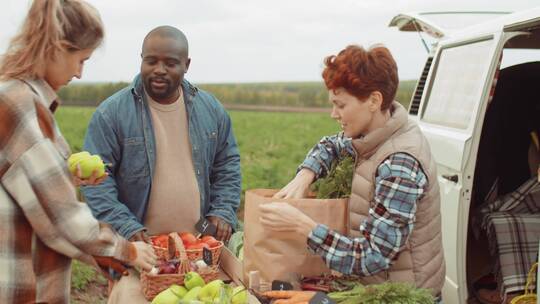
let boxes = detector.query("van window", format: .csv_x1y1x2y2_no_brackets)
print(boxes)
422,39,495,129
501,49,540,69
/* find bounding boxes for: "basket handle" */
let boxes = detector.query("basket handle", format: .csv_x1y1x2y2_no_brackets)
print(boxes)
168,233,191,274
167,233,188,260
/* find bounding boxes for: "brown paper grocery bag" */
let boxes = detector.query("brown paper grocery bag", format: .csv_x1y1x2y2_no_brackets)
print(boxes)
243,189,349,285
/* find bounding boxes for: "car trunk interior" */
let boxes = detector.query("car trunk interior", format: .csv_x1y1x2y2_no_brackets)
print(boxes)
466,29,540,300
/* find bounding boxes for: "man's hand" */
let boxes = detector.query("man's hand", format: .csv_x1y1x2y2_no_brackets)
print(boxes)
129,230,150,243
273,168,316,199
206,216,232,243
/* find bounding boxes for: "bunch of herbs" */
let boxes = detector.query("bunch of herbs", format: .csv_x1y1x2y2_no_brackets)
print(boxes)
311,154,354,199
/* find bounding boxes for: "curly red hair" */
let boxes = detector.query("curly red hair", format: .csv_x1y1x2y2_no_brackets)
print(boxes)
322,44,398,111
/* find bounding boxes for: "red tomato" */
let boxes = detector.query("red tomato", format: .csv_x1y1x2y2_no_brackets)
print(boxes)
178,232,197,245
201,236,221,248
201,236,216,243
186,242,210,250
152,235,168,248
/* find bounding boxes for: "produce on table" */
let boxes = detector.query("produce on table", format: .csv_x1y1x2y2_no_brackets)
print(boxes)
152,280,248,304
328,282,435,304
152,235,169,248
179,232,198,246
231,286,248,304
147,234,229,302
190,260,209,272
184,272,206,290
156,260,180,275
181,286,202,302
311,153,354,199
237,246,244,261
198,279,224,302
261,290,316,304
68,151,106,179
227,231,244,260
149,266,159,276
253,275,435,304
169,284,188,297
300,274,359,292
151,284,187,304
152,232,222,251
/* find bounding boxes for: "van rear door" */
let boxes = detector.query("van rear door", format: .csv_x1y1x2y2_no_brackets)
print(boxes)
389,12,512,39
419,35,504,304
389,12,511,115
412,30,526,303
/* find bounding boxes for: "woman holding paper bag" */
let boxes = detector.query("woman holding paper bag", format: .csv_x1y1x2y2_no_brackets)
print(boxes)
260,45,445,300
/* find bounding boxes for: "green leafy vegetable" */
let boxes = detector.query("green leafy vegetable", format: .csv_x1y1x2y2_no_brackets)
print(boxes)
311,154,354,199
328,282,435,304
227,231,244,260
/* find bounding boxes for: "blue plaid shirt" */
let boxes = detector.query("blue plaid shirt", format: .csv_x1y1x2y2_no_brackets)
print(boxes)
301,133,427,276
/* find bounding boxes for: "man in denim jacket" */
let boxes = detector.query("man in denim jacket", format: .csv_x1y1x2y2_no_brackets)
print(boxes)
82,26,241,255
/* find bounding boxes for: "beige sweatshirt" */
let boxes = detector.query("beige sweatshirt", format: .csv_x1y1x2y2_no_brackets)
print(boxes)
143,90,201,235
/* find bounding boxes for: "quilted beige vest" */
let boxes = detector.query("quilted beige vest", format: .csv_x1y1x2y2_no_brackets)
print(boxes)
348,102,445,296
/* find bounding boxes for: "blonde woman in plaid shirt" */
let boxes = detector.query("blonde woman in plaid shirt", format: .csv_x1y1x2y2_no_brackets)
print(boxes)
0,1,156,303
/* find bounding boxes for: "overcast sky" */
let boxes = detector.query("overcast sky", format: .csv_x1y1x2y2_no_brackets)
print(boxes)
0,0,538,84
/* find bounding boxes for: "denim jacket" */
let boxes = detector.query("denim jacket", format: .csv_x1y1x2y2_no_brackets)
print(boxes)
81,75,241,239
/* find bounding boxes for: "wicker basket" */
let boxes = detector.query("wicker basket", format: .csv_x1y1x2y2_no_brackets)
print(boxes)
140,233,220,300
151,234,224,266
150,239,169,261
186,242,224,266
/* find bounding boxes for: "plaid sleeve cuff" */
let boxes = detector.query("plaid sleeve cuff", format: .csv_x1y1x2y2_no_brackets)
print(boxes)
297,157,324,178
307,224,330,253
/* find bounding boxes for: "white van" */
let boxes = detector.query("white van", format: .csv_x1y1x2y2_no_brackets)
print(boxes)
390,9,540,303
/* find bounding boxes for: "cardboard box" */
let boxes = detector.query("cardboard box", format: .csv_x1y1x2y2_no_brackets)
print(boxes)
220,247,245,286
219,247,261,304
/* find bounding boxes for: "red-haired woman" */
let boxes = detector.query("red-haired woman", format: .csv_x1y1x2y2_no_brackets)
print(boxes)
0,1,155,303
261,45,445,301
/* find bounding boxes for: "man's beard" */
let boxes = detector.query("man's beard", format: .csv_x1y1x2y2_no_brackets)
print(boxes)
145,77,178,101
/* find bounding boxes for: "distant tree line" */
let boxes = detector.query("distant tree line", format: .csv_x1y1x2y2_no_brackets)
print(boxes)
58,80,417,109
58,82,130,106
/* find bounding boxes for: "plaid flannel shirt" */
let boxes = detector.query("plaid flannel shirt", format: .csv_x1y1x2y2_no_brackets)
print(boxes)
0,79,135,304
301,134,427,276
